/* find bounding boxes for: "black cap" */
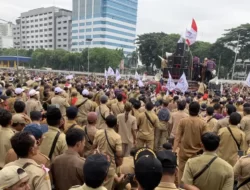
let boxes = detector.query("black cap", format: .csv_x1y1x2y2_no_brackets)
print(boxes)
84,154,110,181
156,150,177,168
135,155,162,190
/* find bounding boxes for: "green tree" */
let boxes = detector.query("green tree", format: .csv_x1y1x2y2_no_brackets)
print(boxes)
190,41,212,59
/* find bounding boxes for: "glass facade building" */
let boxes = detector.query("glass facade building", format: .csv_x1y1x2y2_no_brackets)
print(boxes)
71,0,138,54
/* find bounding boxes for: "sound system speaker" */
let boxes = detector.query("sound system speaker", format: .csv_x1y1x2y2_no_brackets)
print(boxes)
176,43,185,56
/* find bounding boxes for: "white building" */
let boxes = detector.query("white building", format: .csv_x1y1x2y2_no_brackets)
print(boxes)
0,22,14,48
13,7,72,51
71,0,138,55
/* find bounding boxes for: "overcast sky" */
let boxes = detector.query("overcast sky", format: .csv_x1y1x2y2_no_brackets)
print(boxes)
1,0,249,43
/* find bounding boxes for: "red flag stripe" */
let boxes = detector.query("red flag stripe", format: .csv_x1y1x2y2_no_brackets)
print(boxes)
191,19,198,32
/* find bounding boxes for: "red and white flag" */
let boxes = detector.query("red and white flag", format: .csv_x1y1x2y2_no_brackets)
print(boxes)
185,19,198,46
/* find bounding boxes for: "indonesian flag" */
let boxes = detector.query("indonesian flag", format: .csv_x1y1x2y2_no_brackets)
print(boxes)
185,19,198,46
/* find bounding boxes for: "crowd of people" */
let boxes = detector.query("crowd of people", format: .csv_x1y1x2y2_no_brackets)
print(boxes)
0,70,250,190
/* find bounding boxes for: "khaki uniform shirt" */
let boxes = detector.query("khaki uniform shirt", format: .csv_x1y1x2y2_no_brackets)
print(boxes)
69,184,107,190
93,91,104,105
120,156,134,175
111,102,124,116
0,126,14,168
137,110,159,141
205,116,218,131
170,111,189,138
51,95,70,117
117,113,137,144
6,97,16,114
51,149,85,190
218,125,248,166
12,113,32,125
93,128,122,170
213,116,229,134
168,102,177,112
96,104,110,129
234,155,250,190
5,148,50,168
155,182,183,190
5,158,51,190
39,126,68,161
240,115,250,144
173,116,208,160
107,99,117,109
26,98,43,117
76,97,93,122
90,100,98,111
82,125,97,157
182,152,234,190
64,120,83,133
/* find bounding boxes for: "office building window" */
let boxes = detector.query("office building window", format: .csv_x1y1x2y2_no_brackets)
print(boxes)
63,33,67,35
58,22,61,24
63,45,67,47
58,33,61,36
44,18,47,20
63,21,67,23
49,17,52,19
40,40,43,43
35,19,38,22
26,26,29,28
49,22,52,25
49,28,52,31
45,40,47,42
40,35,43,37
58,39,61,41
86,22,92,25
63,39,67,41
45,34,47,37
44,29,47,31
79,23,85,26
40,29,43,32
45,45,47,48
49,45,52,48
58,27,61,30
44,23,47,26
49,39,52,42
86,29,91,32
35,25,38,27
35,30,38,32
40,18,43,21
58,45,61,47
49,34,52,36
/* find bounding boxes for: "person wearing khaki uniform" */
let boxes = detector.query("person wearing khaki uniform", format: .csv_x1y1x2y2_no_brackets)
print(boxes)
213,104,236,134
240,106,250,145
51,87,70,117
0,109,14,169
93,115,122,190
64,106,83,133
51,128,85,190
154,101,171,151
26,89,43,117
182,132,234,190
173,102,208,185
88,92,98,111
96,95,110,129
69,154,109,190
234,155,250,190
170,100,189,139
156,150,183,190
204,106,217,131
117,102,137,156
5,131,51,190
93,88,104,105
75,89,93,126
137,102,159,150
111,94,124,116
5,124,50,168
39,107,67,161
218,113,248,167
82,112,98,157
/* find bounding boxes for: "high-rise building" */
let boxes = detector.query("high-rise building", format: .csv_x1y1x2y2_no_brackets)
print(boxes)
13,7,72,51
0,22,14,48
71,0,138,54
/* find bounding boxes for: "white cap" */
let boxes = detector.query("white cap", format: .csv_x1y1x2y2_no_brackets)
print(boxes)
29,89,39,96
55,87,63,93
15,88,24,95
0,165,29,189
238,97,243,102
82,89,89,96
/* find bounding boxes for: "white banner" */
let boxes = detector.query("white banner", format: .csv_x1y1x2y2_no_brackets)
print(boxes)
166,71,176,91
108,67,115,76
116,69,121,82
245,72,250,87
175,73,189,93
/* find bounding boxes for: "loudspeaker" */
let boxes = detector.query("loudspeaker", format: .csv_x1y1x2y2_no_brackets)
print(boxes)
167,56,174,67
176,43,185,56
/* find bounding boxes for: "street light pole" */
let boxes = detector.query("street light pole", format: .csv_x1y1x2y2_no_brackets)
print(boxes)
232,33,240,79
86,38,92,74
